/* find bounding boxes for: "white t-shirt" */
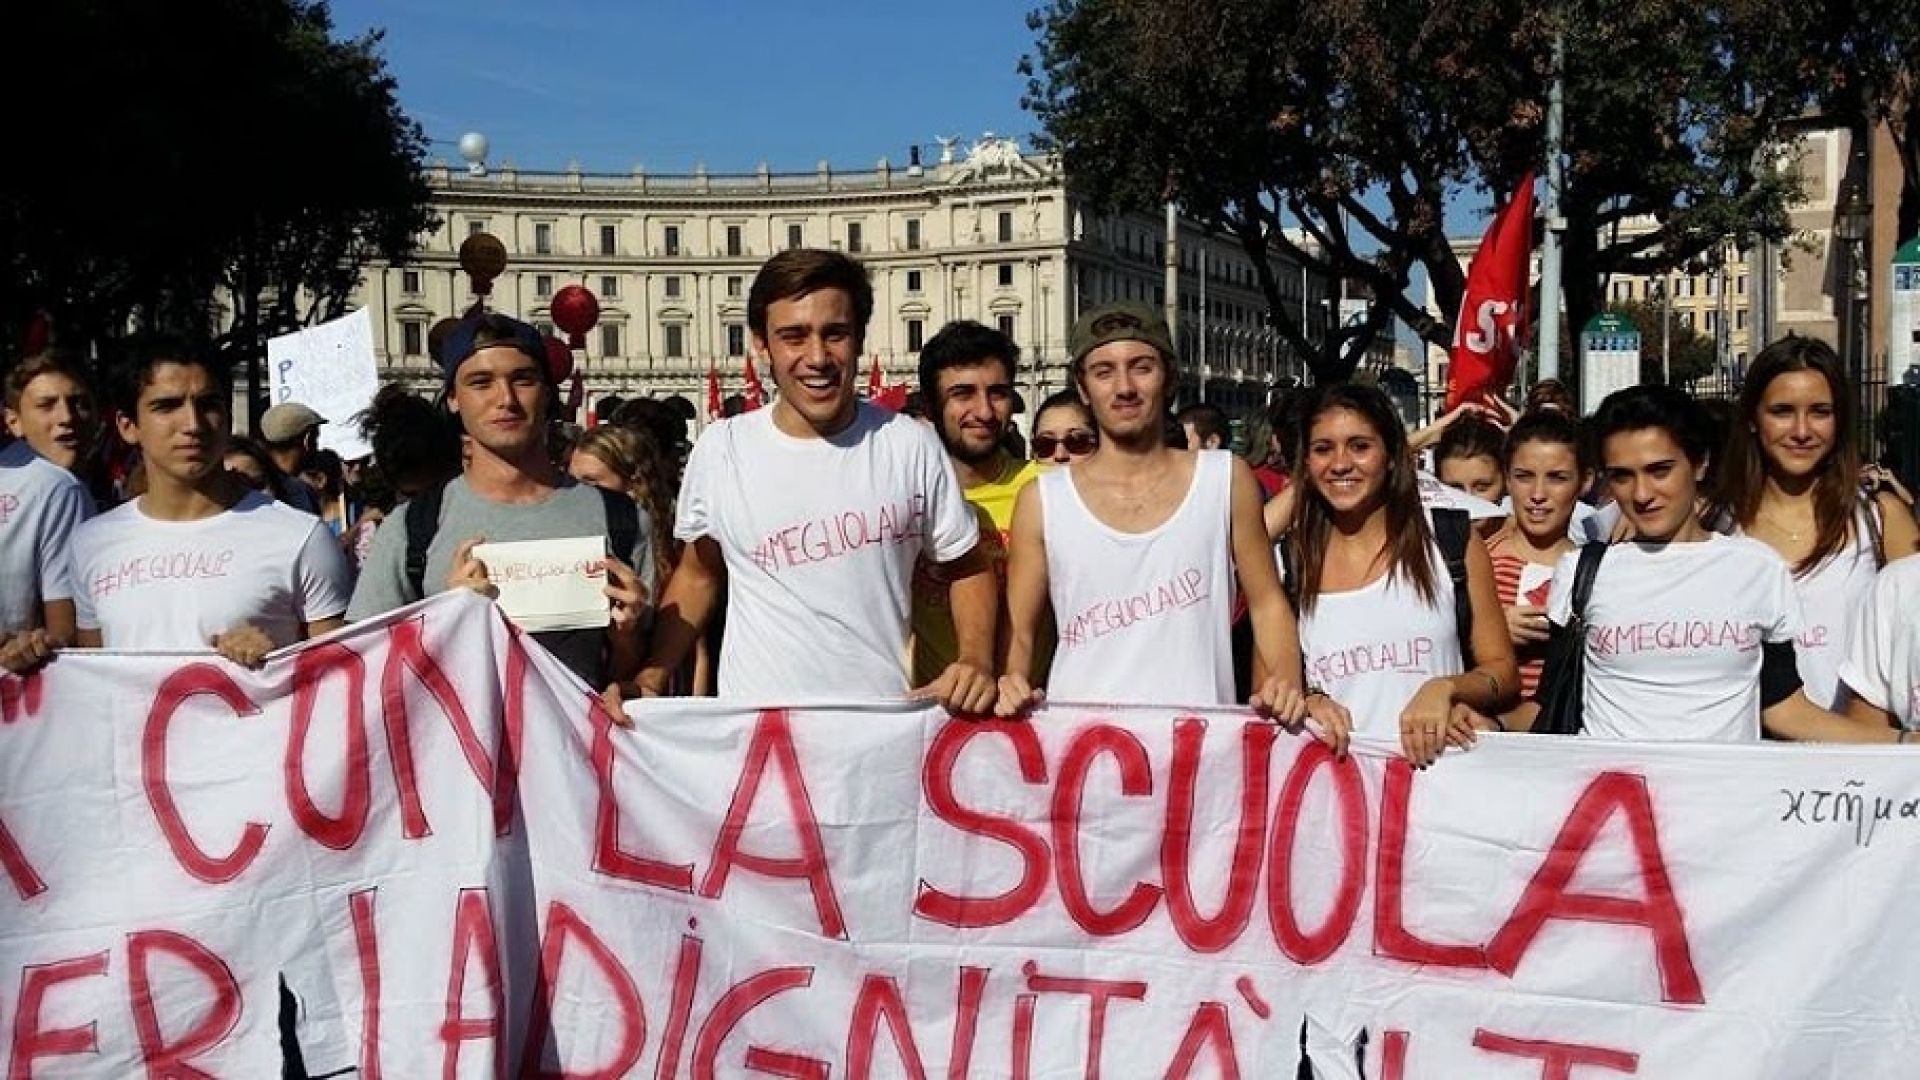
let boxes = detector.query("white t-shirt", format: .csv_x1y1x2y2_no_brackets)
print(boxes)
1040,450,1237,705
1549,534,1800,742
1839,554,1920,729
0,441,93,633
675,402,979,700
72,491,353,649
1296,545,1464,733
1750,509,1881,710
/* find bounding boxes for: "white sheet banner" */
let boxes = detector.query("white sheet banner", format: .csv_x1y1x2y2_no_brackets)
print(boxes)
4,591,1919,1077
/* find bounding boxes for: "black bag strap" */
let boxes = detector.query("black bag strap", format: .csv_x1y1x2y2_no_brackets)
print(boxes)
1278,537,1300,611
403,480,450,600
1567,540,1608,626
1430,508,1477,668
596,486,641,567
1863,492,1887,569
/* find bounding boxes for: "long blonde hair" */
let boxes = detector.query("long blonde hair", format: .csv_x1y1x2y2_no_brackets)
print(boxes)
572,425,676,581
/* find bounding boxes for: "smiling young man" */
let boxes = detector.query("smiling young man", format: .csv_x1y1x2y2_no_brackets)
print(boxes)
348,313,653,692
65,339,351,664
908,320,1042,687
997,302,1329,727
637,249,998,711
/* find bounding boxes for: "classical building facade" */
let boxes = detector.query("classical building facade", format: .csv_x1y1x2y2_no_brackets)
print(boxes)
351,138,1332,422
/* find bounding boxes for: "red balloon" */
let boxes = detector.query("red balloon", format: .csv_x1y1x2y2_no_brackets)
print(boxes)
543,335,574,383
550,284,600,348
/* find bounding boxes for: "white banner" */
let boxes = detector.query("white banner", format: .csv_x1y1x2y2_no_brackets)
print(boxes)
266,308,380,460
4,592,1920,1077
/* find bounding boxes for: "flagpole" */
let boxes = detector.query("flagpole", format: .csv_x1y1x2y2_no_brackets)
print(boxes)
1537,28,1567,387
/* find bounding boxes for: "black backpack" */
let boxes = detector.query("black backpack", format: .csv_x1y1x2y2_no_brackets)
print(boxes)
403,480,641,601
1282,507,1478,666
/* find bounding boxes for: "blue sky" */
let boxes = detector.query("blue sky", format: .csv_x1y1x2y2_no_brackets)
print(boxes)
326,0,1044,174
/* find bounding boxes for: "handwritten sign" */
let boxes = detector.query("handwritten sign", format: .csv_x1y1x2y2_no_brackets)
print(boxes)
266,308,379,459
471,535,607,631
5,592,1920,1076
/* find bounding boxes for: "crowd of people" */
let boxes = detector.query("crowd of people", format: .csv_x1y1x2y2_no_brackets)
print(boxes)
6,247,1920,768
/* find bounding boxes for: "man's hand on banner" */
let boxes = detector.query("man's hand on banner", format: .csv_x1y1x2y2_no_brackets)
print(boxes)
600,556,649,638
994,673,1044,718
447,536,498,598
0,630,56,675
210,624,273,669
913,660,998,717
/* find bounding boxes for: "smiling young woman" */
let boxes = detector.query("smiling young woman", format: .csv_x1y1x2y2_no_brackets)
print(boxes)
1285,383,1517,766
1713,336,1919,708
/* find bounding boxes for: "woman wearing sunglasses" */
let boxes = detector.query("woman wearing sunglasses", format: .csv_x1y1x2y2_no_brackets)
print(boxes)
1030,389,1098,465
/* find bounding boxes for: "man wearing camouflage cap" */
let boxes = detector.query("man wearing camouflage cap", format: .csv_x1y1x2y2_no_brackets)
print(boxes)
994,303,1347,747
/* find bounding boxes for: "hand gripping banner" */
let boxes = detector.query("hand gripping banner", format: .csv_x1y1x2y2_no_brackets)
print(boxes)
4,591,1920,1077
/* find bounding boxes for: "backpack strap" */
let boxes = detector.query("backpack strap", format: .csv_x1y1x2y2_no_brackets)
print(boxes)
1429,508,1477,668
596,486,642,567
403,480,450,601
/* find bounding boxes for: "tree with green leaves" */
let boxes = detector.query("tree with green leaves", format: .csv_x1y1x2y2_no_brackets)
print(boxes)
2,0,434,417
1608,301,1717,387
1023,0,1833,382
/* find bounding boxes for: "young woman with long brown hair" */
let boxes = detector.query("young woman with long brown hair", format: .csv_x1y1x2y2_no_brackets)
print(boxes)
1485,409,1591,722
1715,336,1918,709
1286,383,1517,766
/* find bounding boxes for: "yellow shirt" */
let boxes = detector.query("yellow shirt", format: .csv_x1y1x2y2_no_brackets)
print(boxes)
910,455,1043,687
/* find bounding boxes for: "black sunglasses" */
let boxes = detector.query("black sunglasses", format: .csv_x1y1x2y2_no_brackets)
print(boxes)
1032,430,1098,458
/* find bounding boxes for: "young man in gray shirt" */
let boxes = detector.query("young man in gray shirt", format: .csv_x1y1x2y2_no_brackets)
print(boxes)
348,314,653,693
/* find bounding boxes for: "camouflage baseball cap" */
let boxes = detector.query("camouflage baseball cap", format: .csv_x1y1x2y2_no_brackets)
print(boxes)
1068,301,1179,366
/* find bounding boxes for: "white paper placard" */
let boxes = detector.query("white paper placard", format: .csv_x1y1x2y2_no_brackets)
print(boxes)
472,535,607,631
265,308,380,460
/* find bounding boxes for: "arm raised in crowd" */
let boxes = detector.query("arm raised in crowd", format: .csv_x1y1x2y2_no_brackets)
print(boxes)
634,537,725,698
995,482,1050,717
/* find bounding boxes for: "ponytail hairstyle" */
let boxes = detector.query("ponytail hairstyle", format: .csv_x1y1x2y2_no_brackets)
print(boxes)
1714,335,1860,574
1287,382,1438,613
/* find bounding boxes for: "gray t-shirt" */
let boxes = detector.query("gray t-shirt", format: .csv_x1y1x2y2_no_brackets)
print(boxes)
347,476,655,685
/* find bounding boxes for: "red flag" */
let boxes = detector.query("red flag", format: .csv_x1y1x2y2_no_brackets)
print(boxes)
742,355,766,411
866,353,885,399
1447,171,1536,410
705,360,722,420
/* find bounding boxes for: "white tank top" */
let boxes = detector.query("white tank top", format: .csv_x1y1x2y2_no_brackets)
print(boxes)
1296,544,1463,735
1778,507,1881,709
1040,450,1236,705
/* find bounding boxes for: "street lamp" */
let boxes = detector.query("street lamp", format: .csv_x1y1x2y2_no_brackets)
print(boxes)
1835,182,1872,382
